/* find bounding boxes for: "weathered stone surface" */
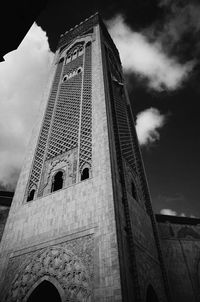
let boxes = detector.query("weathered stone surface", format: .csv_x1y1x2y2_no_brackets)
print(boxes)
0,14,168,302
157,214,200,302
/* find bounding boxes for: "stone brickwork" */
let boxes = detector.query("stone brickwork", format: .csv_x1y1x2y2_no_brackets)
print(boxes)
0,13,168,302
100,21,168,301
0,20,122,302
156,214,200,302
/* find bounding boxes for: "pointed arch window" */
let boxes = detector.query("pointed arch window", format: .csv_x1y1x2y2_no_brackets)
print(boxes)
72,49,78,60
27,189,35,202
51,171,64,192
81,167,89,181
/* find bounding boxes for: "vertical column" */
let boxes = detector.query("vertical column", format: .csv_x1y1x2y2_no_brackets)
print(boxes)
79,41,92,176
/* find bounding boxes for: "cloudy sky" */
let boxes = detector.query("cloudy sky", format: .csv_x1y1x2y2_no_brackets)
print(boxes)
0,0,200,217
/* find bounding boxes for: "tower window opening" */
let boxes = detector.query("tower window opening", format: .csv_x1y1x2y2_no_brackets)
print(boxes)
77,67,82,74
27,189,35,202
86,41,91,47
51,171,64,192
66,54,71,64
72,49,78,59
131,181,137,201
81,168,89,181
79,47,83,55
63,75,68,82
59,57,64,63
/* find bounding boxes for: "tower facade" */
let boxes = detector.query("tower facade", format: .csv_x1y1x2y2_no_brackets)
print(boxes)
0,14,169,302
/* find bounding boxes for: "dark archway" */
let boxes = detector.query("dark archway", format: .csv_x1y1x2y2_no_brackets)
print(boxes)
81,167,89,181
27,189,35,202
27,280,61,302
51,171,64,192
146,284,159,302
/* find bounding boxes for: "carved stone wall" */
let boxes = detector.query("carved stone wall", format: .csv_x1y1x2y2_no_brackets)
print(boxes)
39,148,78,195
2,235,94,302
102,26,168,302
157,216,200,302
25,31,93,201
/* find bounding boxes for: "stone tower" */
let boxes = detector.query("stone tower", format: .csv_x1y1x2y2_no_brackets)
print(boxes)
0,13,169,302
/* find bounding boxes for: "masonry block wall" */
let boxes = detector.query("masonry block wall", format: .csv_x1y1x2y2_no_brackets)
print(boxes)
0,14,168,302
156,214,200,302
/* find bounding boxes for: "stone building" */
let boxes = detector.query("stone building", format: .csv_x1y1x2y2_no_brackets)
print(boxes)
156,214,200,302
0,12,198,302
0,191,13,242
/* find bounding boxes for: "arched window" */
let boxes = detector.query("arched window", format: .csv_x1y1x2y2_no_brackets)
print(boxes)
131,181,137,201
27,189,35,202
51,171,64,192
59,57,64,63
63,74,68,82
77,67,82,74
66,54,71,64
72,49,78,60
27,280,61,302
81,167,89,181
78,46,84,56
86,41,91,47
146,285,159,302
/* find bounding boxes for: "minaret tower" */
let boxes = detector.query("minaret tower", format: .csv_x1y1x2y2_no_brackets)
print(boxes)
0,13,169,302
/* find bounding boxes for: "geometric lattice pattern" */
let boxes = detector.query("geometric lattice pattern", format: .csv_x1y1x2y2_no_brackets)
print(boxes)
27,60,64,194
46,55,83,159
79,42,92,172
107,49,138,175
107,47,149,205
26,39,93,199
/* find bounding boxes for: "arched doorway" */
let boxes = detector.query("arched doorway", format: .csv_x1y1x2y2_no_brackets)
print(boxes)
27,280,61,302
146,284,159,302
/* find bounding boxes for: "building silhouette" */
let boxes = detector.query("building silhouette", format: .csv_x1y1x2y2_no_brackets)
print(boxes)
0,13,199,302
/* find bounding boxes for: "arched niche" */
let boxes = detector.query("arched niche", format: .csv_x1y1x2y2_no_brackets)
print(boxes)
81,167,89,181
80,163,91,181
26,279,62,302
51,170,64,192
27,188,36,202
8,246,92,302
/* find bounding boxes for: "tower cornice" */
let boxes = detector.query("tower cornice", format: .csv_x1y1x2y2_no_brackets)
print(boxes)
57,12,121,65
57,12,99,50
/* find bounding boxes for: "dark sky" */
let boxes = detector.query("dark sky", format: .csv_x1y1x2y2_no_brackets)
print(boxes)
37,0,200,217
4,0,200,217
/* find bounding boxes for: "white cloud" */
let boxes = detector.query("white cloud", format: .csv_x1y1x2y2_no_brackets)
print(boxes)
160,208,177,216
160,208,189,217
0,22,54,190
136,108,165,146
107,15,194,91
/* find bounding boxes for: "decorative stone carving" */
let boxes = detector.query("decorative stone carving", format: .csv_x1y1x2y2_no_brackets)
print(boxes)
39,148,78,195
4,235,93,302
